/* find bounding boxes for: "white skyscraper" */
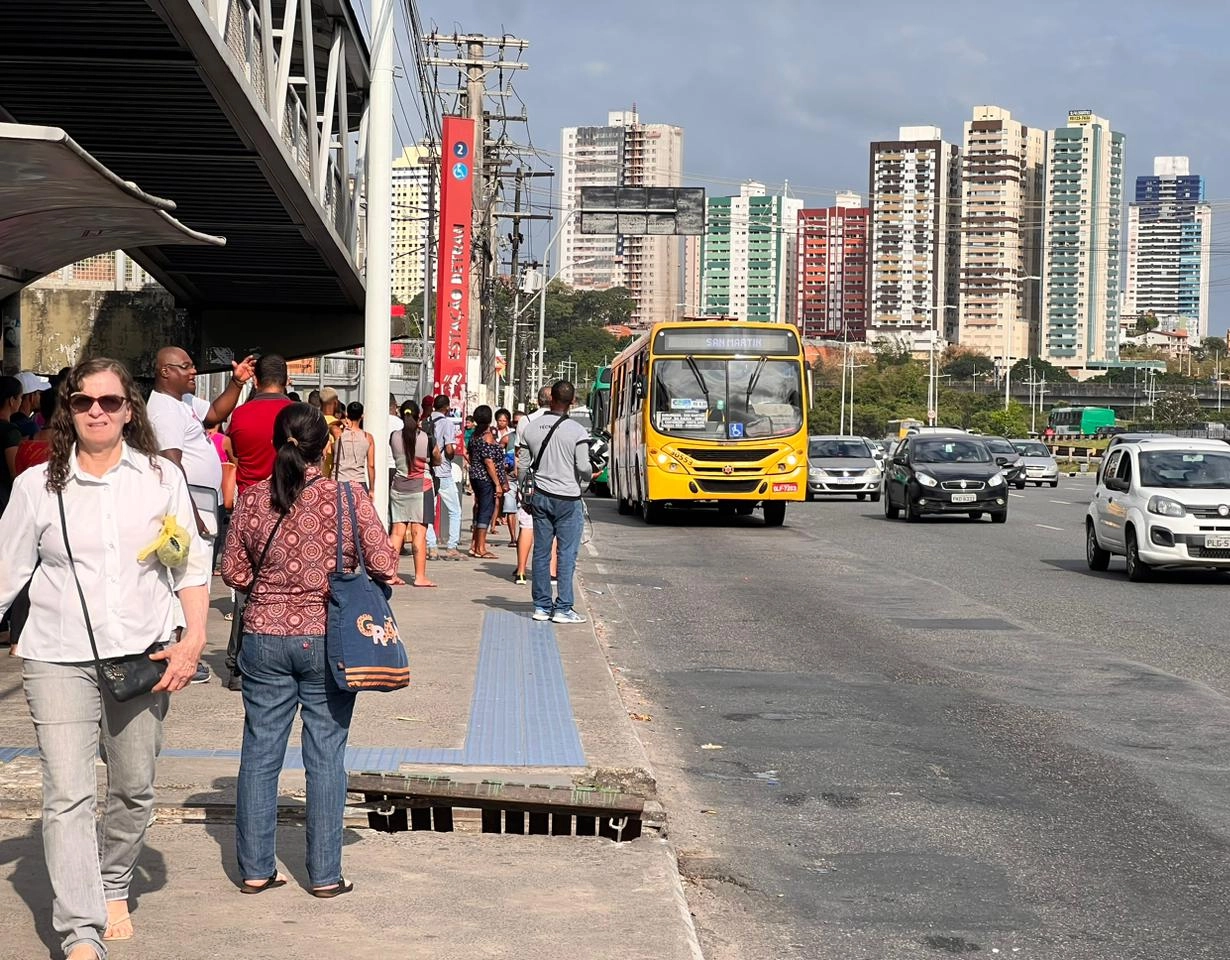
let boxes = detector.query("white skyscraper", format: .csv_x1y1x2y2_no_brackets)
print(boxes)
390,144,436,305
558,110,683,326
956,106,1045,363
1040,111,1126,367
1124,156,1212,340
868,126,961,349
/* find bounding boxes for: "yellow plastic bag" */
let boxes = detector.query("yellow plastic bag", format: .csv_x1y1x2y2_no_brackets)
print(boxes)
137,515,192,568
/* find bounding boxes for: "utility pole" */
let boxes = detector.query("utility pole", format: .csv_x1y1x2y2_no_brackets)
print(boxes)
420,159,436,396
503,168,523,410
363,0,394,520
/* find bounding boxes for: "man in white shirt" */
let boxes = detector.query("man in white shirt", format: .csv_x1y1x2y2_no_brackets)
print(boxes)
147,346,254,683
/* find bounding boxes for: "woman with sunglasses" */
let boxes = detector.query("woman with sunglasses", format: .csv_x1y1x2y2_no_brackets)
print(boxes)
0,358,211,960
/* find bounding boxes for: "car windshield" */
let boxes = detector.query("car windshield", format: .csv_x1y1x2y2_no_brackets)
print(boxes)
651,358,803,439
1013,442,1051,457
1139,450,1230,488
913,439,992,464
809,439,871,458
984,438,1016,455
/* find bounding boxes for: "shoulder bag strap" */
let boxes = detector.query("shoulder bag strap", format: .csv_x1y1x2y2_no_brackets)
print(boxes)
57,491,105,671
531,414,569,473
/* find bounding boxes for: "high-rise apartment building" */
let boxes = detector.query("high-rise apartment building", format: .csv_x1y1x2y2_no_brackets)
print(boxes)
795,191,868,341
1040,111,1126,366
390,144,436,304
700,181,803,324
956,106,1045,363
558,110,683,326
868,127,961,349
1124,156,1212,340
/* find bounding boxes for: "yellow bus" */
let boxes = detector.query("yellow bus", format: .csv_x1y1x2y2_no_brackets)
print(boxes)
608,321,809,525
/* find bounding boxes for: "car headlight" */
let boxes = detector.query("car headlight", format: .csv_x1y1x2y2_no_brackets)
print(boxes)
988,473,1005,486
810,468,827,478
864,467,881,479
1148,495,1185,518
916,473,938,488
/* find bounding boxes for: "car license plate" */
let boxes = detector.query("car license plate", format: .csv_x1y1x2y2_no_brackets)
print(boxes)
951,493,977,504
772,483,798,493
1205,535,1230,549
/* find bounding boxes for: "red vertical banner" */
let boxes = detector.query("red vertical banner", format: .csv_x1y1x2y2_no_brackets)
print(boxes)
433,116,476,403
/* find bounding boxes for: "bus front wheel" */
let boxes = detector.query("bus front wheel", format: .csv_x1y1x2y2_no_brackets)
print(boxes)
617,495,633,516
763,501,786,527
642,499,665,524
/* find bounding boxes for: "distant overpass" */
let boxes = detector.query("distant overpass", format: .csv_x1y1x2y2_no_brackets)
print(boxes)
954,380,1228,413
0,0,372,365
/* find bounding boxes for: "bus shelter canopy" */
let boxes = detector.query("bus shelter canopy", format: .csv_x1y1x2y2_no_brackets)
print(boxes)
0,122,223,299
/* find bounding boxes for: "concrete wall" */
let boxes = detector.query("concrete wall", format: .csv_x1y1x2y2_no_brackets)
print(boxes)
18,286,187,377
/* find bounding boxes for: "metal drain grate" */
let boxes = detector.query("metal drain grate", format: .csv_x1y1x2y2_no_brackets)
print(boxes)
350,773,645,842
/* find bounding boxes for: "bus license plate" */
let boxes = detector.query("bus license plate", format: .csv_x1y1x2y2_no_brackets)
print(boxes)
1205,535,1230,549
772,483,798,493
951,493,977,504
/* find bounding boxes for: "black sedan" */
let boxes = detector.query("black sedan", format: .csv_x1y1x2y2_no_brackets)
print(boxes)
883,435,1010,523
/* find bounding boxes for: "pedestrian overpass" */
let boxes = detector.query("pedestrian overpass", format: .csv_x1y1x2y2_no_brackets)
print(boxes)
0,0,372,365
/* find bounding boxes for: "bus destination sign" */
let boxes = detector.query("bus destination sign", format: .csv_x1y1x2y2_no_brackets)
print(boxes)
655,327,799,356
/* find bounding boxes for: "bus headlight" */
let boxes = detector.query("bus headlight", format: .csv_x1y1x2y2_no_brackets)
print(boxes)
656,451,683,472
785,454,798,467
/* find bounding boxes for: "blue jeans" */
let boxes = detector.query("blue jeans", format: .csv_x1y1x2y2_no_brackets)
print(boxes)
531,494,584,613
236,634,356,888
434,473,461,550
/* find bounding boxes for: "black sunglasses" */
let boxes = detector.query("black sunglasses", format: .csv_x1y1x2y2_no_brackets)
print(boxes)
69,393,128,415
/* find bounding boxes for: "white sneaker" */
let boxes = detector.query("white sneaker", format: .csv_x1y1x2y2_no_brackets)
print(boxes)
532,608,552,621
551,608,587,625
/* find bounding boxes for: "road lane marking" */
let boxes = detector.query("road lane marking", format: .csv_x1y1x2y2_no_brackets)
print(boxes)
1035,523,1064,531
1049,499,1072,505
1009,493,1026,499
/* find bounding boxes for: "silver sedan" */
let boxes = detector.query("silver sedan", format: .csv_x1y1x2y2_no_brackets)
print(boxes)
1011,439,1060,488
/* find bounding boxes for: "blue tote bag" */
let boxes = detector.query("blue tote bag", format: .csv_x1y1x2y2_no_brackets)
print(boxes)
326,482,410,692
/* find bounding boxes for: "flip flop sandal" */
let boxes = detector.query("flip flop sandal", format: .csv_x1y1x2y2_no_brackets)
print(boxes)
309,878,354,899
103,916,134,941
240,873,288,895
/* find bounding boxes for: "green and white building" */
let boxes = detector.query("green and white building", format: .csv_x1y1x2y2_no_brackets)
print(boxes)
1041,111,1126,367
699,181,802,323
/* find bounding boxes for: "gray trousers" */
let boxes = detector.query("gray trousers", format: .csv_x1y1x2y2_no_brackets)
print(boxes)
23,659,168,960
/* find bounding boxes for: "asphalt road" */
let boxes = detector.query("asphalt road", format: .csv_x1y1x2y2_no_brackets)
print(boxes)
578,479,1230,960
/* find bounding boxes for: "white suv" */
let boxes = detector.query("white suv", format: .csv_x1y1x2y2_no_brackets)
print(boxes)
1086,439,1230,580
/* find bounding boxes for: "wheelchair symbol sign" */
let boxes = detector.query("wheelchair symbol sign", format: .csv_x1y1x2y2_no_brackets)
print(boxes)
728,422,744,439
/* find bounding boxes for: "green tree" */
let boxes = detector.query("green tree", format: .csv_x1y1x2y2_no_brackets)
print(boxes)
1133,312,1160,335
1010,356,1074,384
968,403,1030,438
941,350,996,382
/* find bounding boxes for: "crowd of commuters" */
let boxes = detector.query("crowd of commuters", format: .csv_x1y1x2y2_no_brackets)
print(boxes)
0,344,596,958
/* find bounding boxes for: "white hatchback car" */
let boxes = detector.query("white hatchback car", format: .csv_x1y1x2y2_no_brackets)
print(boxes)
1086,439,1230,580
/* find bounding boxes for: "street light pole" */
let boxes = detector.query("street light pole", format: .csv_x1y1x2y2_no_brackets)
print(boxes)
535,209,580,388
1006,275,1042,411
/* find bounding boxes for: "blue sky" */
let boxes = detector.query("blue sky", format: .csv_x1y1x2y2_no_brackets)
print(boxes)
405,0,1230,331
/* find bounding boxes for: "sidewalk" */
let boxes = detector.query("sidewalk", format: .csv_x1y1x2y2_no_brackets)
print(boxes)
0,524,701,959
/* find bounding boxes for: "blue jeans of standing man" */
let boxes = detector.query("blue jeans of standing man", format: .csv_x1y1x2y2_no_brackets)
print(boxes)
434,473,461,551
531,493,584,614
23,659,169,960
236,634,356,888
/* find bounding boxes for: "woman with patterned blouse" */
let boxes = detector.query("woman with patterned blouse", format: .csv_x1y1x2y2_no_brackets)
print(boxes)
466,405,506,559
222,403,396,898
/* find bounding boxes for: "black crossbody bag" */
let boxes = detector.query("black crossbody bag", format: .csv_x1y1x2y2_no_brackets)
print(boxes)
518,414,568,508
58,491,167,702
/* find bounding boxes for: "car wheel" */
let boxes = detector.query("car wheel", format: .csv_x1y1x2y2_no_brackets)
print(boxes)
883,489,899,519
1015,480,1026,490
805,490,814,502
1125,529,1152,582
990,510,1008,524
904,496,920,523
870,492,881,503
763,501,786,527
968,511,983,521
1086,520,1110,571
1050,481,1059,488
856,493,866,501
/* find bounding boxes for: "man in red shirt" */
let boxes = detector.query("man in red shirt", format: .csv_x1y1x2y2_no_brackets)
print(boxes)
223,354,292,689
227,354,293,492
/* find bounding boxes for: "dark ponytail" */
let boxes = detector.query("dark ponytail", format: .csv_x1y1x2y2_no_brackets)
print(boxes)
270,402,329,513
399,399,420,466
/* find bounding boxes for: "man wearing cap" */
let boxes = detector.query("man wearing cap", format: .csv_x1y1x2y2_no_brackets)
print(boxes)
12,371,50,439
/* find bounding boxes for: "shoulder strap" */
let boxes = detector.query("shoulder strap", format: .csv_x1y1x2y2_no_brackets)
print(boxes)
57,491,104,671
531,414,569,472
335,481,368,575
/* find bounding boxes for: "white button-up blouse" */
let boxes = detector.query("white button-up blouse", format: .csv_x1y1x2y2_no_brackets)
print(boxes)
0,444,211,662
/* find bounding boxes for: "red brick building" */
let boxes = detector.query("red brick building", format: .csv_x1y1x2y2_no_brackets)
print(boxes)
796,194,868,341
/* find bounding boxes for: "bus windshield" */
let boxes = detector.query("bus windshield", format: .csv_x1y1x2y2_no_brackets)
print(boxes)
652,358,803,440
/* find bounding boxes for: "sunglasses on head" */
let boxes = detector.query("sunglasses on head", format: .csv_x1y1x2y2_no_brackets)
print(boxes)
69,393,128,415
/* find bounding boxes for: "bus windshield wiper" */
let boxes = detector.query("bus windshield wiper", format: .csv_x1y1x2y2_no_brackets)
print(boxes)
744,356,768,411
685,355,711,406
